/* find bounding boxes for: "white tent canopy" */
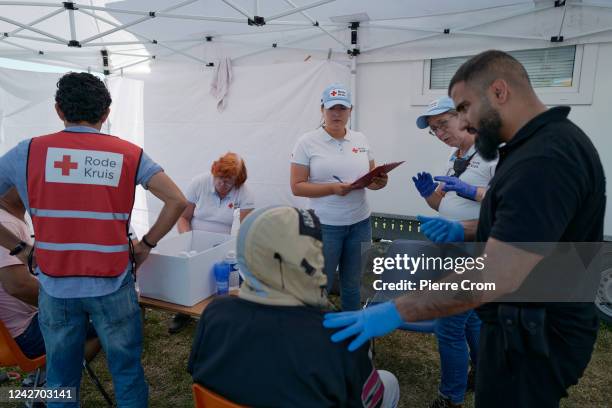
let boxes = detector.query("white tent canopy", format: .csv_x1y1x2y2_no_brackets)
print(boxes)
1,1,612,71
1,0,612,237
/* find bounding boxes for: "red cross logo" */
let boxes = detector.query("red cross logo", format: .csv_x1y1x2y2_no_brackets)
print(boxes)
352,147,359,153
54,155,78,176
228,202,234,209
330,90,337,96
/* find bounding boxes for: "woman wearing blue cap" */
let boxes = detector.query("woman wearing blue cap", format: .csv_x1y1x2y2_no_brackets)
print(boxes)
289,83,387,311
412,96,497,408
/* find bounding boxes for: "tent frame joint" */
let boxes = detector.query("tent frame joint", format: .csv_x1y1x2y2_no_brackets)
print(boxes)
551,35,564,42
63,2,77,10
555,0,566,7
248,16,266,26
68,40,81,47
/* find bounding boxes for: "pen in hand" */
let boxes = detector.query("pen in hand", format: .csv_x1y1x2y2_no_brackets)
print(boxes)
332,175,344,183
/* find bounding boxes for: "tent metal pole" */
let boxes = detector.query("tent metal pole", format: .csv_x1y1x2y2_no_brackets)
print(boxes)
362,32,442,53
73,4,149,16
350,56,357,130
0,7,64,39
80,15,153,44
0,15,69,43
267,0,335,22
80,0,199,45
363,3,555,54
8,33,66,44
267,20,344,27
110,56,153,73
221,0,254,20
568,1,612,10
454,3,554,32
153,12,244,23
78,7,206,64
365,1,529,22
364,24,443,35
254,0,259,16
68,8,77,41
0,38,41,53
453,30,546,41
565,26,612,40
282,0,349,49
0,1,59,6
82,40,150,47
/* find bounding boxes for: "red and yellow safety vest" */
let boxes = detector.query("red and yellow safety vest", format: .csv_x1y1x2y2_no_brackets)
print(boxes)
26,130,142,278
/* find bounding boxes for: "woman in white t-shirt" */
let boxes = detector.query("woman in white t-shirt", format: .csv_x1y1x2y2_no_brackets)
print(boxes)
171,152,255,333
290,83,388,311
177,152,255,235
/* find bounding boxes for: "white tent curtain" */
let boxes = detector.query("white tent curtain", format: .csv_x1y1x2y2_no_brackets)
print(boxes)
125,59,351,234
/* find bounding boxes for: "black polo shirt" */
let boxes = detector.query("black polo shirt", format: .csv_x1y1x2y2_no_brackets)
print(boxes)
476,106,606,322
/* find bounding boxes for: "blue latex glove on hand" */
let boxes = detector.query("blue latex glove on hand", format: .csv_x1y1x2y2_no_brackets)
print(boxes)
417,215,464,242
323,302,403,352
412,172,438,198
434,176,477,200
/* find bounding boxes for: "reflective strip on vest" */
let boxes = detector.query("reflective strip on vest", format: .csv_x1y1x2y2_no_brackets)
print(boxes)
36,242,130,253
30,208,130,221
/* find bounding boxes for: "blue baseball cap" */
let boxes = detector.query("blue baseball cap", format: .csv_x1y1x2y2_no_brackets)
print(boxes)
321,83,352,109
416,96,455,129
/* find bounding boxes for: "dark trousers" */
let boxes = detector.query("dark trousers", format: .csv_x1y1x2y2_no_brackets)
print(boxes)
475,317,597,408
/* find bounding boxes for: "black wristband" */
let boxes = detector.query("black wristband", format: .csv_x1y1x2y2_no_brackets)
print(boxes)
9,241,27,256
141,235,156,249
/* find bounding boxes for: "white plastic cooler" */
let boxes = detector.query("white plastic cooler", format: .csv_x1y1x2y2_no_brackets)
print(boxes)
137,230,235,306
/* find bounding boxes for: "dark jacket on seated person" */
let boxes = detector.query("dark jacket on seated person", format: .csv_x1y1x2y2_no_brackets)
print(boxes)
188,206,385,408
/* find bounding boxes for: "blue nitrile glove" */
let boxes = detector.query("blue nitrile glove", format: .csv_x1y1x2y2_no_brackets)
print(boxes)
323,302,403,352
434,176,477,200
417,215,464,242
412,172,438,198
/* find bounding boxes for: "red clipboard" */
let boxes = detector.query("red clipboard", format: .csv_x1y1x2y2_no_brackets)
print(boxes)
350,161,405,189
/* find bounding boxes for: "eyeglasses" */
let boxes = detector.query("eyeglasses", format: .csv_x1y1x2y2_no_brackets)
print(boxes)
214,177,236,188
428,119,450,136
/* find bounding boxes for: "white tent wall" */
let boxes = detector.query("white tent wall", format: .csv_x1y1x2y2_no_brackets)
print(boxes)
131,59,350,235
355,42,612,237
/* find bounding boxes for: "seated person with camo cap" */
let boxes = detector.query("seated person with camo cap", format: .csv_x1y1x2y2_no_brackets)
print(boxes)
188,206,399,408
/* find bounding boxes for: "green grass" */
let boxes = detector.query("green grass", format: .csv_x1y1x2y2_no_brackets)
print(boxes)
3,311,610,408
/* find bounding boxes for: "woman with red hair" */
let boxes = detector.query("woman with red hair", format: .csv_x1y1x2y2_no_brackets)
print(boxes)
177,152,254,235
171,152,255,333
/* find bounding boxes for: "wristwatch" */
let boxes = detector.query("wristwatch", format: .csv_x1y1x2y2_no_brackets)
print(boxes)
9,241,27,256
141,235,157,249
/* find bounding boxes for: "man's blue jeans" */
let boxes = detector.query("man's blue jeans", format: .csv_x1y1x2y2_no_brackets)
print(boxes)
321,217,371,311
39,273,148,408
435,309,481,404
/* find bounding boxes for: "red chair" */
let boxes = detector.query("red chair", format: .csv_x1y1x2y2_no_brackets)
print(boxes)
192,383,247,408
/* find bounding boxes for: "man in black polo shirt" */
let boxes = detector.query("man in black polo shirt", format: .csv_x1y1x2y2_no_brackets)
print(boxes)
323,50,605,408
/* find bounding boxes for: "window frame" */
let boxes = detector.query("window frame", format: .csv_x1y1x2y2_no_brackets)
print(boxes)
411,43,597,106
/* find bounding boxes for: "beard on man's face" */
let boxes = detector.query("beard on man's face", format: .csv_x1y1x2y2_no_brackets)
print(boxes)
474,98,503,161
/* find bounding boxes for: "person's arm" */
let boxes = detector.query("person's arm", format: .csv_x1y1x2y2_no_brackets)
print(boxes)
0,223,35,268
366,160,388,191
134,172,188,267
239,208,252,221
323,238,543,351
0,264,39,306
177,202,195,233
425,185,445,211
290,163,352,198
395,238,542,321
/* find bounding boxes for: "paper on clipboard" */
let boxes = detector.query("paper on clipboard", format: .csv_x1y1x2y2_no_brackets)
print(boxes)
350,161,405,189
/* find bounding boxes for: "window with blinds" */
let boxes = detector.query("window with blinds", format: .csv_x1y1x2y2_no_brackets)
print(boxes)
430,46,576,89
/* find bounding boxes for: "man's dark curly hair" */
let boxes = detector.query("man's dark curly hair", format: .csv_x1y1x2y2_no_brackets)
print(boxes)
55,72,112,124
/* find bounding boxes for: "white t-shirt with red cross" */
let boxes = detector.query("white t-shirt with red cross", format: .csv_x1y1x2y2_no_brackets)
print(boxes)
291,127,373,226
185,173,255,234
